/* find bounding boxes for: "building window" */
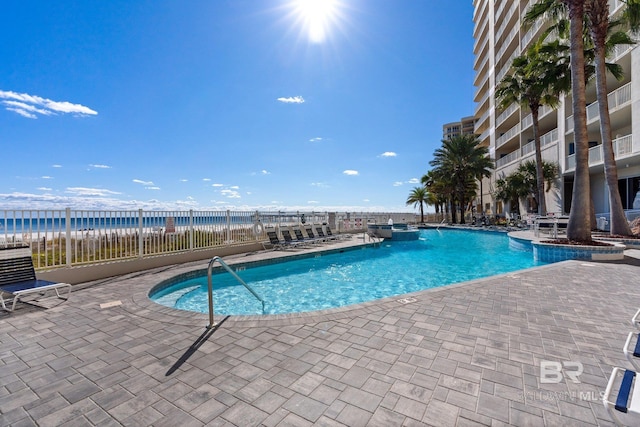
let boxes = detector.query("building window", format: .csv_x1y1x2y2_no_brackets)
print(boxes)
618,176,640,209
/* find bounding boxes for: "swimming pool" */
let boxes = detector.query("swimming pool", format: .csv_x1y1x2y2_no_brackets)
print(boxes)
150,229,545,316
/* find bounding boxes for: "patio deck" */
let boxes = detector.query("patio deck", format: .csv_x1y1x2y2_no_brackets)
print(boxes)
1,232,640,426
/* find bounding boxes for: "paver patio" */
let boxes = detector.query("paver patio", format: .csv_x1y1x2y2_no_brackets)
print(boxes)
1,235,640,426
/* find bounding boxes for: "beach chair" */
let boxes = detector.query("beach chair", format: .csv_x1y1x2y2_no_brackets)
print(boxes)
623,331,640,371
631,308,640,330
304,225,327,243
325,224,347,240
314,224,337,241
293,227,320,244
603,367,640,426
263,228,298,251
0,245,71,312
281,229,308,247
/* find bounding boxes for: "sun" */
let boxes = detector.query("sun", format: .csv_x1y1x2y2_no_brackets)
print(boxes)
293,0,340,43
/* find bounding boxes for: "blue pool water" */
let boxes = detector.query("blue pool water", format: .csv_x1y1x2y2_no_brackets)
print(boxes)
150,229,544,315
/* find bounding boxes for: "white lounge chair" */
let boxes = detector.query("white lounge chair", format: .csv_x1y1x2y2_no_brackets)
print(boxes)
603,367,640,426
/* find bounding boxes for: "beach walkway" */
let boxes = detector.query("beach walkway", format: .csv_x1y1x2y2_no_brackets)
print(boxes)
1,233,640,426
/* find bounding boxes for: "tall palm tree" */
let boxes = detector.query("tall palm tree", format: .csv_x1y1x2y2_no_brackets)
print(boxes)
406,187,428,223
586,0,636,235
526,0,640,238
563,0,592,241
496,40,569,216
429,134,492,224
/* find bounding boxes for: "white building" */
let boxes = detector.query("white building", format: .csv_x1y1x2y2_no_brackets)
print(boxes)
472,0,640,220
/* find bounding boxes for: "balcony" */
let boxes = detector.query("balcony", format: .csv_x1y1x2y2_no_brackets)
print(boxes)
496,122,520,148
495,128,559,170
496,102,518,127
565,134,635,171
496,25,518,62
565,82,632,134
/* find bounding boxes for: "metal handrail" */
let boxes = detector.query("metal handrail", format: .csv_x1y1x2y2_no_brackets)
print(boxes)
207,256,265,328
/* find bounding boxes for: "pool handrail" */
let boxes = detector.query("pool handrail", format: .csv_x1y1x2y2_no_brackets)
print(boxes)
206,256,265,328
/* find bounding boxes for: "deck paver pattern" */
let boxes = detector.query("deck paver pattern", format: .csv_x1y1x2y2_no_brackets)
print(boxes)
1,234,639,426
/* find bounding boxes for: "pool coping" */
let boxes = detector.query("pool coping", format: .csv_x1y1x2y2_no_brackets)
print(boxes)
126,234,566,329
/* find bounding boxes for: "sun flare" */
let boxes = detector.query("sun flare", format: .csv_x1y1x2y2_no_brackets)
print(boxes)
293,0,340,43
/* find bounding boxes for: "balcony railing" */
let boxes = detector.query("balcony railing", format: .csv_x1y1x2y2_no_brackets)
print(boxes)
565,82,632,133
495,128,559,169
496,25,519,61
496,122,520,148
496,150,520,168
496,102,518,126
565,133,636,171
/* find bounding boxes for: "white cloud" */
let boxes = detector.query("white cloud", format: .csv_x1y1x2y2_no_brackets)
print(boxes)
41,176,53,179
203,178,211,182
145,186,161,190
221,189,241,199
133,179,154,186
309,137,323,142
230,185,239,189
343,170,359,176
89,164,111,169
212,183,223,187
7,107,36,119
311,182,330,188
393,181,403,187
66,187,122,197
37,187,52,191
180,179,188,182
0,90,98,119
261,170,270,175
407,178,420,184
52,164,62,168
277,96,305,104
379,152,397,158
307,200,319,204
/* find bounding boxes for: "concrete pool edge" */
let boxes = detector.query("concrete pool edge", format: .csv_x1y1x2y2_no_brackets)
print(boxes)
125,253,572,329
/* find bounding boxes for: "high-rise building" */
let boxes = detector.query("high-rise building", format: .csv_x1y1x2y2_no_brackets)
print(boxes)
442,116,476,139
443,116,477,140
472,0,640,220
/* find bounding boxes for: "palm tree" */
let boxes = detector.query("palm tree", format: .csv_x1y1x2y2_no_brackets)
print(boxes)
585,0,636,235
494,160,560,214
496,40,569,216
406,187,428,223
429,134,492,224
526,0,640,238
517,160,560,210
422,170,453,222
494,173,530,216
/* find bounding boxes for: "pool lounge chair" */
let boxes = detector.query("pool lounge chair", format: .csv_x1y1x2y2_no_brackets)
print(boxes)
304,225,327,243
293,227,321,244
325,224,347,240
281,229,309,247
314,224,337,241
0,245,71,312
624,331,640,371
603,367,640,426
263,229,295,250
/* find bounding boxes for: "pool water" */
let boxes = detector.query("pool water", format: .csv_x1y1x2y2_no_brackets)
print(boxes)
151,229,544,315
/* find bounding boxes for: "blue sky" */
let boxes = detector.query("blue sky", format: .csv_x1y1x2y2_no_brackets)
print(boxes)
1,0,475,213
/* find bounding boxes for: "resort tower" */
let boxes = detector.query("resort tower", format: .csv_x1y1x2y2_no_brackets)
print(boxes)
472,0,640,221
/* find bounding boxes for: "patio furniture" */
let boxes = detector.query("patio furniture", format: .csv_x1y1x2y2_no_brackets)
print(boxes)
603,367,640,426
0,245,71,312
624,331,640,371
